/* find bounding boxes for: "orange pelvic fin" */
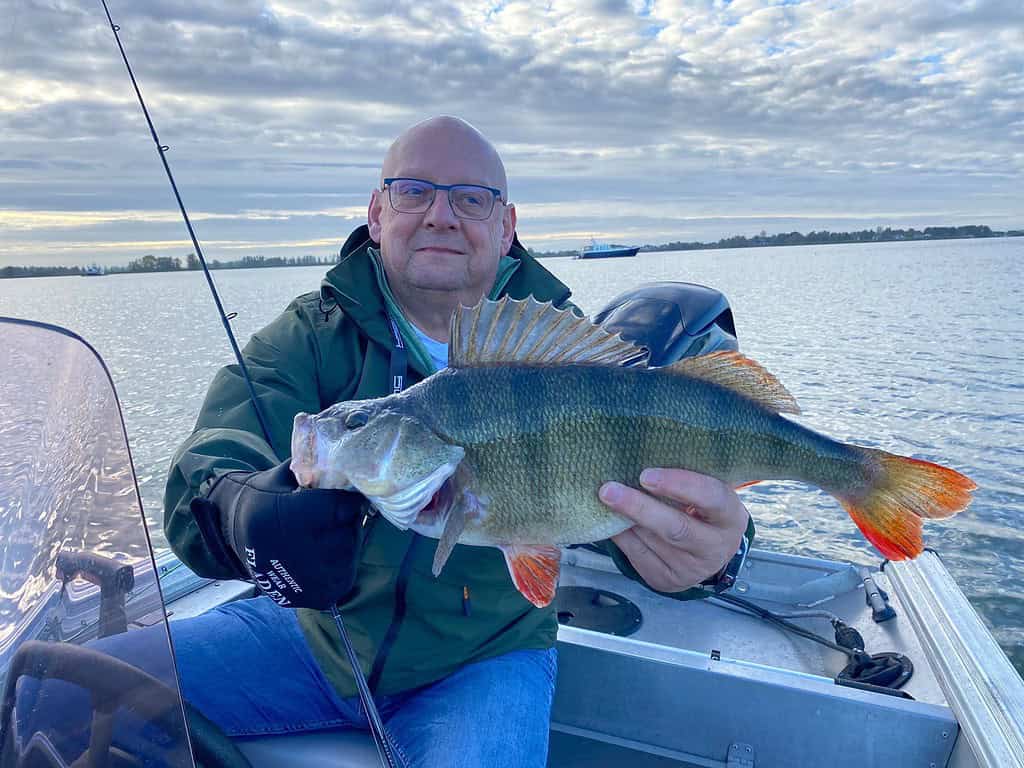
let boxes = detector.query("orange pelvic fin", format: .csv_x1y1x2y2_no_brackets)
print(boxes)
501,544,562,608
840,450,976,561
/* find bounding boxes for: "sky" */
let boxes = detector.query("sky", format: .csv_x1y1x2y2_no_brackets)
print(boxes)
1,0,1022,267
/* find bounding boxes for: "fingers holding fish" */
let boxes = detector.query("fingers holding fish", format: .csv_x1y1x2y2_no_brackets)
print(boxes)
611,527,705,593
638,468,747,529
599,470,746,544
602,471,748,592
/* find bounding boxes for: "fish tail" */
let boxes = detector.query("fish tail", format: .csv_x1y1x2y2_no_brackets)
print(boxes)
837,448,976,560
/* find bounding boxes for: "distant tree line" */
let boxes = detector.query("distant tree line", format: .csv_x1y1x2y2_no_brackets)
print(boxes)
639,224,1006,253
530,224,1022,258
4,225,1021,278
0,253,334,280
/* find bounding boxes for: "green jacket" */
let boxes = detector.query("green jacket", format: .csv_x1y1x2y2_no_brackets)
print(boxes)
165,226,575,698
164,225,754,699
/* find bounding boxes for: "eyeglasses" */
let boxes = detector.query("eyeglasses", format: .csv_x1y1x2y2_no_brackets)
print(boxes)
382,177,504,221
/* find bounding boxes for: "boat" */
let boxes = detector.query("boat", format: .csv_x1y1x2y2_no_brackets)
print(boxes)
1,303,1022,768
576,240,640,259
81,264,105,276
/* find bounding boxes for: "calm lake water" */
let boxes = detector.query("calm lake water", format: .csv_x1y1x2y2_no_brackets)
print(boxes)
2,237,1022,673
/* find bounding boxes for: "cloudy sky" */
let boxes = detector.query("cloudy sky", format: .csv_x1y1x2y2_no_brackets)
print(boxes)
1,0,1022,267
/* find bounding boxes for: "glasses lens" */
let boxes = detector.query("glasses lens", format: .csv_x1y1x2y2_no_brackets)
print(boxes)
450,185,496,220
389,179,434,213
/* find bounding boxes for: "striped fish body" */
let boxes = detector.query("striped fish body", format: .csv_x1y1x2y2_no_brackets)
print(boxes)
407,362,859,546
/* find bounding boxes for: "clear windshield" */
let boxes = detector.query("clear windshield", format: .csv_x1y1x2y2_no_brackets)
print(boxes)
0,318,195,768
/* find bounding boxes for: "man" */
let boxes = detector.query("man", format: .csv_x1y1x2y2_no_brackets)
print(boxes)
164,116,751,767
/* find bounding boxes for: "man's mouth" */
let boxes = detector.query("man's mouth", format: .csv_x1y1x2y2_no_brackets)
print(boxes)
415,246,462,255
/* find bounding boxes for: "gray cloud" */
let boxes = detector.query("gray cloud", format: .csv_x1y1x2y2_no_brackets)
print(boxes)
0,0,1021,266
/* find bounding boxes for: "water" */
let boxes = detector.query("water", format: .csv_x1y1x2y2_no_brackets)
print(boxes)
2,237,1022,673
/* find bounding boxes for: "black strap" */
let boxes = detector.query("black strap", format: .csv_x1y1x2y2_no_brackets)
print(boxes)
387,315,407,394
365,311,420,694
368,535,420,692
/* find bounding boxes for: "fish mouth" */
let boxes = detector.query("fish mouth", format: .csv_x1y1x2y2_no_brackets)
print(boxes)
366,461,459,530
415,476,456,526
290,412,321,488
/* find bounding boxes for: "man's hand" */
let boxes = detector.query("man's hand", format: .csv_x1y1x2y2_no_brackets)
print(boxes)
600,468,748,593
190,461,365,610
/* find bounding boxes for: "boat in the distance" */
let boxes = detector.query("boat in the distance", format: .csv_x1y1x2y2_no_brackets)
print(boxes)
576,240,639,259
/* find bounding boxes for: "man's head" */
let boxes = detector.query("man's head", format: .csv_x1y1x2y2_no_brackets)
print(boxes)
368,116,517,311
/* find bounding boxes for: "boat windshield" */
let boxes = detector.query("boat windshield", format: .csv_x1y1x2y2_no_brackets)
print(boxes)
0,319,196,768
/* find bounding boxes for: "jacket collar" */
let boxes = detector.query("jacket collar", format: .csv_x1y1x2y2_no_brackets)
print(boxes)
320,225,572,350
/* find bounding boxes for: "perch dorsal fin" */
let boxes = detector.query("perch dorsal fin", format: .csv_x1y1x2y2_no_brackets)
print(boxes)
666,351,801,414
449,296,648,368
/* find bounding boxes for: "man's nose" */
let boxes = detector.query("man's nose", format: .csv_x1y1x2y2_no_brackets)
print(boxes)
422,190,459,228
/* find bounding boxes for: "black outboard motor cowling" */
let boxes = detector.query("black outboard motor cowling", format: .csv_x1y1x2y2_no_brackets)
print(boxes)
593,281,738,365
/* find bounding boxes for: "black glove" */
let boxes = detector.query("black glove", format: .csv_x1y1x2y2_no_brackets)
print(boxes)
189,460,365,610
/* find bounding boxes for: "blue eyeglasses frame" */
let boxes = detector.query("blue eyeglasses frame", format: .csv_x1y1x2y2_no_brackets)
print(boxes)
382,177,505,220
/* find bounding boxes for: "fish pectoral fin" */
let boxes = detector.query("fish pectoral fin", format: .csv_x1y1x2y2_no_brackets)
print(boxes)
429,464,482,577
500,544,562,608
666,351,801,415
449,296,648,369
432,501,467,577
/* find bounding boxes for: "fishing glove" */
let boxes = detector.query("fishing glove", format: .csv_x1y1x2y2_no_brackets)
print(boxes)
189,460,366,610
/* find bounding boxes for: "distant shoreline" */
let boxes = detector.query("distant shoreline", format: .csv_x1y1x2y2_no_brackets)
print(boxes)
2,225,1020,279
530,225,1024,259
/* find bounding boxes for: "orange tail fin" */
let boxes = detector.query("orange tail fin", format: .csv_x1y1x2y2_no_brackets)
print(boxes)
839,450,976,560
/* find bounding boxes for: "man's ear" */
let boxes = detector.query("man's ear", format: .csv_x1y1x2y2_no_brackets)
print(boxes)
501,203,517,255
368,189,384,242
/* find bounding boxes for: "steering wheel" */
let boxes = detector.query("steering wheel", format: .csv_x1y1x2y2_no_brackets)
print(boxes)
1,640,252,768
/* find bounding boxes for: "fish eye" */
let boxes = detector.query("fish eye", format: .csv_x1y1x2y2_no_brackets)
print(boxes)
345,410,369,430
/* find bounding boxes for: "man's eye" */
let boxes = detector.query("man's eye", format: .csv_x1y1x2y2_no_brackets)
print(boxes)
455,190,485,208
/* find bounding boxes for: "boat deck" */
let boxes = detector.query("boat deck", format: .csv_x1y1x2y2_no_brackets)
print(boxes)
168,546,972,767
548,548,962,767
558,546,948,706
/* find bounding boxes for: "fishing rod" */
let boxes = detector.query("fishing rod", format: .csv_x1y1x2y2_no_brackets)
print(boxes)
97,4,403,766
97,0,272,447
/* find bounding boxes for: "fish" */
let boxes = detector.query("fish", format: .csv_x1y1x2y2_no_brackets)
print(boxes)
289,296,976,608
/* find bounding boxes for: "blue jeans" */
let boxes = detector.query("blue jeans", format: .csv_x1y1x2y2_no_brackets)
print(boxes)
172,596,558,767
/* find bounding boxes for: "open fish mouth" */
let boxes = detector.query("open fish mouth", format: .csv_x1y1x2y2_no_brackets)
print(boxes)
396,476,458,539
365,460,460,530
290,412,322,488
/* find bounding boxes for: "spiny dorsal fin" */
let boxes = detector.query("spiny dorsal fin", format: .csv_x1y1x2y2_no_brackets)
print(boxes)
666,351,801,414
450,296,648,368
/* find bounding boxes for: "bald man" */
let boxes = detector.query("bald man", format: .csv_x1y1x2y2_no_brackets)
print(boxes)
369,116,517,339
164,116,749,767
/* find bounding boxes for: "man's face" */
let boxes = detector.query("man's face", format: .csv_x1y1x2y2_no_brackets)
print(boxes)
367,126,516,303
